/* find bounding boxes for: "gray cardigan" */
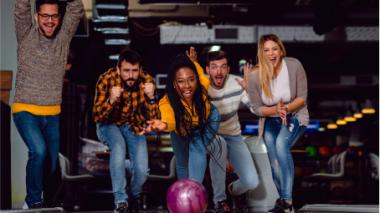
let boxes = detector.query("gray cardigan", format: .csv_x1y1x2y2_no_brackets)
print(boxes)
247,57,309,137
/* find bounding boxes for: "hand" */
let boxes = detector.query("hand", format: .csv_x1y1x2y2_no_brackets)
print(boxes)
147,119,167,131
142,82,155,99
110,86,123,104
186,46,197,62
277,100,287,125
235,78,246,90
138,119,167,135
236,63,253,90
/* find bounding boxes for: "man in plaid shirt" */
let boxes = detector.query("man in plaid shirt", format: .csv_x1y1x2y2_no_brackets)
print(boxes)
93,49,159,213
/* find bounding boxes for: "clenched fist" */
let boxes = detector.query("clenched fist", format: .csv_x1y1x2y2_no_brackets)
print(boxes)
143,82,155,99
110,86,123,104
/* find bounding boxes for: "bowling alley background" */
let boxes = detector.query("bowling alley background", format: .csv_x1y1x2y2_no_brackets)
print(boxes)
1,0,378,211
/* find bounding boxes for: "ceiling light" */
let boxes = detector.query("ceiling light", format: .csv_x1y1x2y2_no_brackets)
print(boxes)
354,112,363,118
362,108,376,114
361,99,376,114
344,116,356,122
336,118,347,125
209,45,221,52
327,123,338,129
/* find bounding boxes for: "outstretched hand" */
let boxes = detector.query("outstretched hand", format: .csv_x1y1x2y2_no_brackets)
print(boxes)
186,46,198,63
138,119,167,135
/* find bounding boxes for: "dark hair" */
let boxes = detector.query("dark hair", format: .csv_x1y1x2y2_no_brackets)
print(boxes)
206,50,229,66
166,54,208,136
117,49,142,68
35,0,60,12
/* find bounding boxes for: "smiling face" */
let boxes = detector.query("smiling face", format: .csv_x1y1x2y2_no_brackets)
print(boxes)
263,40,284,71
206,58,230,89
174,67,197,104
35,4,61,38
117,60,141,87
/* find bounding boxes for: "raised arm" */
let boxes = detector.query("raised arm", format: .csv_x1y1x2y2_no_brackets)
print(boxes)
60,0,84,39
186,46,210,89
14,0,33,43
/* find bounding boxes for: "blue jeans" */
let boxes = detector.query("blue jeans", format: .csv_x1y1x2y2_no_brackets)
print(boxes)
96,123,148,205
13,112,60,206
263,116,306,201
209,134,259,204
170,104,220,183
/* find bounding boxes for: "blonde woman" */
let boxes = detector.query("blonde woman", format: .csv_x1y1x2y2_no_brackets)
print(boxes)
245,34,309,213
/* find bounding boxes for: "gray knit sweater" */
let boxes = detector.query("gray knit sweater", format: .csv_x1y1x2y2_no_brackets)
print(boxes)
14,0,83,106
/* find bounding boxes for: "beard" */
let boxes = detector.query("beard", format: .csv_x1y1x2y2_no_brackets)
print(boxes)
124,78,139,90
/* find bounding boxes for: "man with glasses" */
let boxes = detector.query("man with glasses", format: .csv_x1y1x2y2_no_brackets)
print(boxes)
203,50,259,212
13,0,83,209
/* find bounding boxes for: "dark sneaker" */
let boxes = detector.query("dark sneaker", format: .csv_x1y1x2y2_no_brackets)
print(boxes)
114,202,128,213
268,198,282,212
228,183,247,213
128,197,141,213
273,199,294,213
30,202,45,209
215,200,231,213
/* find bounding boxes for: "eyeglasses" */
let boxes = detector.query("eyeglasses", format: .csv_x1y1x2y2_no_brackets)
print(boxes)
38,13,60,21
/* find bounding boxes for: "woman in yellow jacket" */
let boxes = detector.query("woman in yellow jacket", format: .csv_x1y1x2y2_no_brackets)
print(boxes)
146,48,220,183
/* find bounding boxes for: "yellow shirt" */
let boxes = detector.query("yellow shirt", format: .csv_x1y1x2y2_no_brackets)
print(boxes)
159,61,211,132
12,103,61,115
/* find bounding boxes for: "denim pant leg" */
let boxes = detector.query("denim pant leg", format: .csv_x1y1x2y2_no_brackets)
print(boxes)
189,104,220,183
96,123,128,204
188,133,208,183
226,135,259,195
120,125,149,199
275,117,306,201
170,131,189,179
208,135,228,204
13,112,59,206
43,116,60,173
263,118,282,194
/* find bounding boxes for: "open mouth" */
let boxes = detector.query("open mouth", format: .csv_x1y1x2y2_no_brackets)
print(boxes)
44,24,55,34
182,90,193,99
269,57,277,65
214,76,224,85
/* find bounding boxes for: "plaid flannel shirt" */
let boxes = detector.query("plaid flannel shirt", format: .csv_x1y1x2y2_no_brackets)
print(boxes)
93,68,160,134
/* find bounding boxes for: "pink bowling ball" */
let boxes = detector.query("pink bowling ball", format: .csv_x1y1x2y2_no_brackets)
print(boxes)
166,178,208,213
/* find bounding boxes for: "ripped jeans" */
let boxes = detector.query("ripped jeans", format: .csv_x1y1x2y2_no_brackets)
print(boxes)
263,116,306,201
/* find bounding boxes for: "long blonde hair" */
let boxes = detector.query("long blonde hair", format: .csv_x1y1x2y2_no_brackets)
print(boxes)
256,34,286,99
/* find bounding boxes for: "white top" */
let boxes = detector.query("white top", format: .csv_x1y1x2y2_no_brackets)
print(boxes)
208,74,252,135
261,59,291,108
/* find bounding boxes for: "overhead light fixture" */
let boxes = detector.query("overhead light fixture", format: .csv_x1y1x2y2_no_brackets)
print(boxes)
209,45,221,52
354,112,363,119
336,118,347,125
344,116,356,122
361,99,376,114
344,109,356,122
351,101,363,119
362,108,376,114
327,123,338,129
